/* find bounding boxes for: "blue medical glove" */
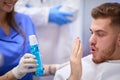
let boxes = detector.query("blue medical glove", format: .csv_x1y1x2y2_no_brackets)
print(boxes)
49,5,73,26
25,3,31,8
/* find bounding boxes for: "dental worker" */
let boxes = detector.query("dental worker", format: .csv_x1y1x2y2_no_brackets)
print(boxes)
54,2,120,80
15,0,80,65
0,0,66,80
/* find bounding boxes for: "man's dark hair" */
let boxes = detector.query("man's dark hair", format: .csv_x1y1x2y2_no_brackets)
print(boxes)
91,3,120,27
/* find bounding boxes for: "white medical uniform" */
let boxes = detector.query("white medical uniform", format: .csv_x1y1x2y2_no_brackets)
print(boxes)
15,0,80,64
54,55,120,80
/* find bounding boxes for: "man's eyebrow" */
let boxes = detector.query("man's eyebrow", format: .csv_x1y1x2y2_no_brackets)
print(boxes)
89,28,107,33
95,30,106,33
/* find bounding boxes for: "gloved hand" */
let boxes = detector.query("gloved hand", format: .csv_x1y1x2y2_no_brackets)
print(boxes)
49,5,73,26
12,53,38,79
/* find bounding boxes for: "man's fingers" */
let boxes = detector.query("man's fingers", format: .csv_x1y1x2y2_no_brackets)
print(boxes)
71,38,77,55
77,41,82,60
73,37,80,57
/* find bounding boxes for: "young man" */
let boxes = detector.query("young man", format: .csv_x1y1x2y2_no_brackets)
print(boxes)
54,2,120,80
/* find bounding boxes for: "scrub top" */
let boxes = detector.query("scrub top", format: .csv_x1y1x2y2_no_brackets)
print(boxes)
0,12,36,80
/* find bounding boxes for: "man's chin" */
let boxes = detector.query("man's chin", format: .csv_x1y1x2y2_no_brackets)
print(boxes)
92,58,104,64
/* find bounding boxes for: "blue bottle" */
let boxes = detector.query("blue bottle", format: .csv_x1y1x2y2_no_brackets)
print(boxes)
29,35,44,76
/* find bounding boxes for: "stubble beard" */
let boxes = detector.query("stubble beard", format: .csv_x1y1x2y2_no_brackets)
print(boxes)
92,43,116,64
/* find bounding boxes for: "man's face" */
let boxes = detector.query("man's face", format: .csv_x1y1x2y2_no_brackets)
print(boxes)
89,18,119,63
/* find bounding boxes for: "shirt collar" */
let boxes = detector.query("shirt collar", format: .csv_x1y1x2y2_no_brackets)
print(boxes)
0,27,18,41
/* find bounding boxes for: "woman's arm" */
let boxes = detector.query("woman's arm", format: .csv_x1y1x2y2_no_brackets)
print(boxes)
0,71,17,80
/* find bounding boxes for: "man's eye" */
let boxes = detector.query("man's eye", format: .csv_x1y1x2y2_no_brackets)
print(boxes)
97,33,104,37
90,31,93,34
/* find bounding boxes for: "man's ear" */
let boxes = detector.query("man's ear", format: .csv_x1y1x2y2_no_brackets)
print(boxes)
118,33,120,46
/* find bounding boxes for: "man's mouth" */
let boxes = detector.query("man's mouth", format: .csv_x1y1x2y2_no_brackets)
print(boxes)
90,47,96,54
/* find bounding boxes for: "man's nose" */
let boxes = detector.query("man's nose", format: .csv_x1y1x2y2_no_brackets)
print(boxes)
89,34,96,46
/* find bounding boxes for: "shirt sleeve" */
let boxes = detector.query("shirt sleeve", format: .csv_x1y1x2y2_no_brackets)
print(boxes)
15,0,50,27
